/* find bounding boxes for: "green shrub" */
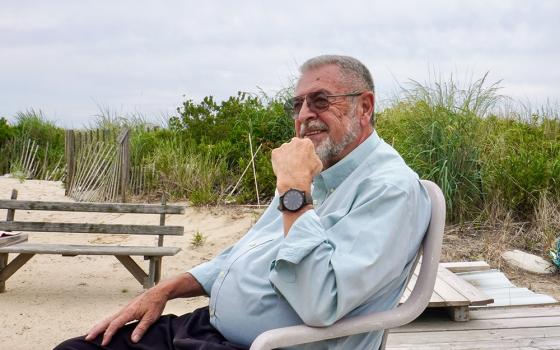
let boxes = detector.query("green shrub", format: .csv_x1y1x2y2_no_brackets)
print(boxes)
2,110,65,179
480,115,560,218
0,118,15,173
168,91,293,203
377,75,560,224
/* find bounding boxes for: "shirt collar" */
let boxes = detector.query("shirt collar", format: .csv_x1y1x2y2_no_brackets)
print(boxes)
314,130,381,191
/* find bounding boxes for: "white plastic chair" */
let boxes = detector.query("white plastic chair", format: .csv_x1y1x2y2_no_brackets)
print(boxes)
250,180,445,350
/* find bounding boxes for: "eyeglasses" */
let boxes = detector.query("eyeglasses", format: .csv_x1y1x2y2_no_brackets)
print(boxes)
285,91,364,119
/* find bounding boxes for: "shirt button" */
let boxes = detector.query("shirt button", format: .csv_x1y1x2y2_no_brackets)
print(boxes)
248,241,256,247
329,188,335,193
219,271,225,278
209,306,214,315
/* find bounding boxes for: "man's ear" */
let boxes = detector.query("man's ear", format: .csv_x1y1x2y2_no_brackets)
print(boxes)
359,92,374,126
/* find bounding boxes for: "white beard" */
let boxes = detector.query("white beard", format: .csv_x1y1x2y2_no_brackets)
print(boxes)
301,113,361,167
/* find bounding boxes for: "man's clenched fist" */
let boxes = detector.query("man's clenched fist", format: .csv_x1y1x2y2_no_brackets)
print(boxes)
271,137,323,194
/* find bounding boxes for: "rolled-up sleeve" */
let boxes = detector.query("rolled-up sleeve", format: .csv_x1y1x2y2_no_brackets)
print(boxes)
269,182,427,327
188,245,233,295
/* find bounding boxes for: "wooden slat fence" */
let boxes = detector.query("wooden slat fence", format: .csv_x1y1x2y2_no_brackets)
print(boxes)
1,138,65,181
65,128,159,202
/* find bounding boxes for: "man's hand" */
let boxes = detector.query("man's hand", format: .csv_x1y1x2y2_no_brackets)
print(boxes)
85,273,204,346
85,285,169,346
272,138,322,235
271,137,322,194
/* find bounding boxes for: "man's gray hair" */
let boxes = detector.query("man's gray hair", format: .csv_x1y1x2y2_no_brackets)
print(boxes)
299,55,375,94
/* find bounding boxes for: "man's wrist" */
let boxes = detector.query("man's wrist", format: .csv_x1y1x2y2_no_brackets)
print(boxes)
276,181,311,195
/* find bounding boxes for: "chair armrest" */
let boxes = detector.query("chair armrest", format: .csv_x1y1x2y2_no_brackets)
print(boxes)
250,258,438,350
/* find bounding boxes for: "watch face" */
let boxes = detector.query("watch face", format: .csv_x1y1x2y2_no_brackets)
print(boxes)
283,189,305,211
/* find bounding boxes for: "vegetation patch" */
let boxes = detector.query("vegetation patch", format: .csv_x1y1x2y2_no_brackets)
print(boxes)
1,76,559,265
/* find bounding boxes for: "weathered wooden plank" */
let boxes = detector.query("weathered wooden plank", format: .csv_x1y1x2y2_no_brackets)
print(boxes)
431,269,471,307
115,255,147,286
0,200,184,214
393,314,560,333
0,233,28,247
402,265,447,306
437,267,494,306
482,287,552,298
387,326,560,345
483,295,558,308
469,306,560,320
459,271,516,289
0,221,184,236
0,243,180,256
0,253,34,282
440,261,491,273
387,337,560,350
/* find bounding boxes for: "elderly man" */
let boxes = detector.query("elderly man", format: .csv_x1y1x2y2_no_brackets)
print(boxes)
55,55,430,350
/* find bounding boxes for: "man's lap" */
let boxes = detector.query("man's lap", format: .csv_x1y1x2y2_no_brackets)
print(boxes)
53,307,246,350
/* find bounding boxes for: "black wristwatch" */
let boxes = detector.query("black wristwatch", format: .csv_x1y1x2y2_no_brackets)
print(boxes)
277,188,313,212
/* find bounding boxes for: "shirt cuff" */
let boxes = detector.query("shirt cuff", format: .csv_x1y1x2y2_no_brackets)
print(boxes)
275,209,327,264
188,262,217,295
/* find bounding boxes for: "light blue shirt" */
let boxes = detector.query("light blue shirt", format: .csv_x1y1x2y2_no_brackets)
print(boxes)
189,131,431,349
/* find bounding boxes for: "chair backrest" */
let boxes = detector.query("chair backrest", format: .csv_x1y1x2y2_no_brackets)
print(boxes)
378,179,446,348
249,180,445,350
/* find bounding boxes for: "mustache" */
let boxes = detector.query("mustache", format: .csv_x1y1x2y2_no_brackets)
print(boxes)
299,120,329,136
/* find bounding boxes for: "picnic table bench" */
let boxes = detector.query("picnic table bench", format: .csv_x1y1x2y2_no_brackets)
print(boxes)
0,189,185,292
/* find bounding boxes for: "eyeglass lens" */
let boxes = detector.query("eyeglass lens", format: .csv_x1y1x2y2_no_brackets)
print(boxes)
290,92,330,118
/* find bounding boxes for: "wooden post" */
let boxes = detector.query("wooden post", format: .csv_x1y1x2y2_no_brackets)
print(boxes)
7,189,17,222
117,129,130,203
65,130,75,195
0,253,7,293
248,133,260,205
41,142,49,180
1,189,17,292
153,193,166,283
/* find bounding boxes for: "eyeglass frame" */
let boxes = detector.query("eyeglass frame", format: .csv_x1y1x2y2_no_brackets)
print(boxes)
285,90,365,120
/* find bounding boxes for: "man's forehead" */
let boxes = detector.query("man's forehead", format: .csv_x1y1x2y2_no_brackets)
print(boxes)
295,65,345,95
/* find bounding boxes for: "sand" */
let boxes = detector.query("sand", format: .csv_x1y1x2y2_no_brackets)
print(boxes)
0,177,262,349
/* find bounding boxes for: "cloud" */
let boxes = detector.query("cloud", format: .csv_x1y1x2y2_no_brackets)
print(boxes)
1,0,559,127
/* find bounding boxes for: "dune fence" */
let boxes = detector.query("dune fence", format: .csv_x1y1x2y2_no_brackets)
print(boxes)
64,128,158,203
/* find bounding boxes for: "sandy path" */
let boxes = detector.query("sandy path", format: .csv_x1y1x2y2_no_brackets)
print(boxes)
0,177,262,349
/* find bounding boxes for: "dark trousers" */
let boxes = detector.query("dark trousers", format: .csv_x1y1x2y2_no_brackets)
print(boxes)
54,307,247,350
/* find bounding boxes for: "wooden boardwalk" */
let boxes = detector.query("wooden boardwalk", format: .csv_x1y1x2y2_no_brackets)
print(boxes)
386,306,560,349
401,262,494,321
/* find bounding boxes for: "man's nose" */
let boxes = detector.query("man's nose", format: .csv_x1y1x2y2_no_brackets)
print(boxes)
296,98,316,122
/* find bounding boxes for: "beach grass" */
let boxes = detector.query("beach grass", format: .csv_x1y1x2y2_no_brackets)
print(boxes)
1,75,559,256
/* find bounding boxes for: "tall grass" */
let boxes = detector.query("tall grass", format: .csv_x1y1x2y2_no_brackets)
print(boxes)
378,73,503,222
0,110,65,179
142,135,229,204
377,74,560,257
2,81,559,255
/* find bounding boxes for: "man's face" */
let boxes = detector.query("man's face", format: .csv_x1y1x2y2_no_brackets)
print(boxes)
294,64,364,168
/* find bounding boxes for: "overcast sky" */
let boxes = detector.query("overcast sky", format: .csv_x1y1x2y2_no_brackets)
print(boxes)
1,0,559,128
